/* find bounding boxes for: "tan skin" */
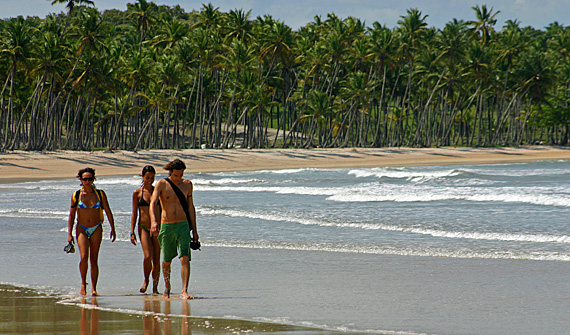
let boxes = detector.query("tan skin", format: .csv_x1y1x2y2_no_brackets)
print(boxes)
130,171,161,294
150,169,198,299
67,172,116,296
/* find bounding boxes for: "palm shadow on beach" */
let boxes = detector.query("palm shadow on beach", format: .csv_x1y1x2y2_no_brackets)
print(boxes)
0,162,42,170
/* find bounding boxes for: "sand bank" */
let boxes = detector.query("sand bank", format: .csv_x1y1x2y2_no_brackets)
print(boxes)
1,146,570,183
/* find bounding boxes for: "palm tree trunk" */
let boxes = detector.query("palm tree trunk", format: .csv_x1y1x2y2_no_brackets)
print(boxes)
110,80,136,150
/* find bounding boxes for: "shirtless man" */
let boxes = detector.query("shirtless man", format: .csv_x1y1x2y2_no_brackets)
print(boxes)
150,159,199,299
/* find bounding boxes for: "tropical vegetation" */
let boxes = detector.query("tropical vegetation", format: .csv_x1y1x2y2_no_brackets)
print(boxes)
1,1,570,151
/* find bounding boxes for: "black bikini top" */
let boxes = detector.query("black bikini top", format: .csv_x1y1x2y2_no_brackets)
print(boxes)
138,187,153,207
138,197,150,207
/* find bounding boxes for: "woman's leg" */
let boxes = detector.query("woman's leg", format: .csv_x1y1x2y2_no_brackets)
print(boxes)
139,226,153,293
76,228,91,296
151,234,161,294
88,225,103,296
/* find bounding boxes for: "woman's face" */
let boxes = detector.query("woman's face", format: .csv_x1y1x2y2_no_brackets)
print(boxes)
143,172,155,186
80,172,94,186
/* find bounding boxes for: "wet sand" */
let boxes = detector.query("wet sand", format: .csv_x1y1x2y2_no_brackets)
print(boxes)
1,146,570,183
0,284,337,334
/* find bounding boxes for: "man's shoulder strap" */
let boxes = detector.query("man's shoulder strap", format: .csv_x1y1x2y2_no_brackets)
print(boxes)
164,178,188,204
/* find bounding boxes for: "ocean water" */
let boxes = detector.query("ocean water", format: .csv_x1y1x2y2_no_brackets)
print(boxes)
1,160,569,334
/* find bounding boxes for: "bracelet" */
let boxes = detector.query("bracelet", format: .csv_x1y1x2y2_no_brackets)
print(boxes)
130,233,135,236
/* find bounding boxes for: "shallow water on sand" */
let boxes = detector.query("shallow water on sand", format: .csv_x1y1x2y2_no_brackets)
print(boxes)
1,161,569,334
0,284,328,334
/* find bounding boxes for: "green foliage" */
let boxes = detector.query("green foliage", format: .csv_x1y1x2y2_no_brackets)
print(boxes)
1,1,570,151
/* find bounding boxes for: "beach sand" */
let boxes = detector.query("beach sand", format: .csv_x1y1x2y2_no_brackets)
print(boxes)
0,284,336,334
1,146,570,183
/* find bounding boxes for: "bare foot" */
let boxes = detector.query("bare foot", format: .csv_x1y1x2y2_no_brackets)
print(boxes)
162,288,171,299
80,283,87,296
92,291,99,296
152,281,160,295
140,280,149,293
181,292,194,300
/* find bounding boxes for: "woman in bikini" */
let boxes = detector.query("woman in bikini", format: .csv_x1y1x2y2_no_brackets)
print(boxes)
67,167,116,296
130,165,161,294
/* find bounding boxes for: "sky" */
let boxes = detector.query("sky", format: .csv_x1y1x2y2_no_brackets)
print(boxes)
4,0,569,30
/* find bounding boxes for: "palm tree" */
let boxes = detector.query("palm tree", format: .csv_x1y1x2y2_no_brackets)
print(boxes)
338,71,375,147
298,89,333,147
515,44,556,144
127,0,157,53
26,27,71,150
151,13,188,51
51,0,95,35
110,49,154,149
242,83,277,148
1,17,35,150
368,23,397,146
192,3,222,30
397,8,429,144
223,9,253,43
258,19,295,82
495,20,527,89
467,4,500,45
219,38,257,147
42,7,110,149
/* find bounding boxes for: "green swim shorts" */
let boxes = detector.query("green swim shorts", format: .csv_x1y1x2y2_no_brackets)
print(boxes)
158,220,191,263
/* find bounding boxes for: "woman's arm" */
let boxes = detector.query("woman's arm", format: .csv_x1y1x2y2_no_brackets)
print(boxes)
101,190,116,242
67,195,77,244
149,180,163,237
130,189,139,245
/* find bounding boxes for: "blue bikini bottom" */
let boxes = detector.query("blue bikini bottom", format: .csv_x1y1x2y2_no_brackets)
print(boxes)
77,221,103,238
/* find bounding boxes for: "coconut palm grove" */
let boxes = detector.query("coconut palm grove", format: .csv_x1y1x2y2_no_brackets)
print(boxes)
1,1,569,151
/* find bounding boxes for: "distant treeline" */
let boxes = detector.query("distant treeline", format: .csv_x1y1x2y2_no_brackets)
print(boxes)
1,1,569,151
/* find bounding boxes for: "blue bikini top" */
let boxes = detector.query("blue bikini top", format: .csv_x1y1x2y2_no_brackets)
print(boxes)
73,188,102,209
77,198,102,209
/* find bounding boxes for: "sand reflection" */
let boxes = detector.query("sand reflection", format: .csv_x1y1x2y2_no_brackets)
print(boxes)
79,296,99,335
143,298,191,335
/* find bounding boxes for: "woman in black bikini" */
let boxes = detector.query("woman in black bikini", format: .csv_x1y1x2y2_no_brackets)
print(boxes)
67,167,116,296
130,165,161,294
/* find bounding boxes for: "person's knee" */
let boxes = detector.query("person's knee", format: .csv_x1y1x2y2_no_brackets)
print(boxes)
89,251,99,261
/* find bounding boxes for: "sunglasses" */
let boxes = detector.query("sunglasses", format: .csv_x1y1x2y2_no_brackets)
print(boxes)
81,177,95,182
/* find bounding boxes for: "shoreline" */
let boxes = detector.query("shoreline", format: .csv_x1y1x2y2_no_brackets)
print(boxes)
0,284,336,334
1,146,570,183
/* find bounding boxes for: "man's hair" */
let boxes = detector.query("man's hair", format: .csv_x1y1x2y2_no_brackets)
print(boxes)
164,159,186,171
